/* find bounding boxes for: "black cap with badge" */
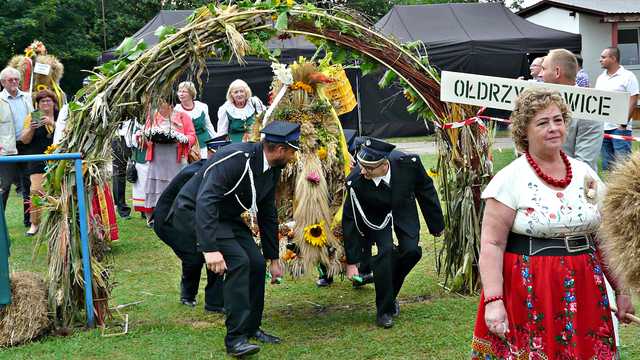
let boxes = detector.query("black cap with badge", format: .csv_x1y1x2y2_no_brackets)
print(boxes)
356,137,395,166
261,121,301,150
205,134,232,151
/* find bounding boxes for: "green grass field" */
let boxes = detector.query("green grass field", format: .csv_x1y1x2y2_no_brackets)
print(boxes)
2,150,639,359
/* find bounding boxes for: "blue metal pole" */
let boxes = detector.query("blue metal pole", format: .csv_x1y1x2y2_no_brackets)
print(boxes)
0,153,83,163
74,158,95,328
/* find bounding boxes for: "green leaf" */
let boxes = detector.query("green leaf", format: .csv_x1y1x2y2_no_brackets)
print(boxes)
275,11,288,31
68,101,83,112
115,37,136,56
271,48,282,59
154,25,177,43
359,61,378,76
377,70,397,88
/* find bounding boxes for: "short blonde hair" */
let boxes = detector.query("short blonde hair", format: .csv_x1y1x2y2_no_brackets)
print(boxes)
226,79,252,103
178,81,197,99
547,49,578,82
510,88,571,152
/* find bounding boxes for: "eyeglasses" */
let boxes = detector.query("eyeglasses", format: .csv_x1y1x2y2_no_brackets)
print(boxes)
3,78,19,83
359,162,382,172
39,99,54,104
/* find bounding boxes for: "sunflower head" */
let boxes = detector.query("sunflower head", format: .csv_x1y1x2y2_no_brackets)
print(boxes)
303,221,327,247
316,147,328,160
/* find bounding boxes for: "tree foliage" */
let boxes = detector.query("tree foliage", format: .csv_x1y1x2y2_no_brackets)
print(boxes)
0,0,210,95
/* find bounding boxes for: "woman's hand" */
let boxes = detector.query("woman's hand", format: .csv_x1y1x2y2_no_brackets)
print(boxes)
485,300,509,338
615,294,636,324
41,115,54,127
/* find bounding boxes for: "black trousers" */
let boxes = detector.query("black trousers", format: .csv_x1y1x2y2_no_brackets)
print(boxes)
111,137,131,218
217,227,266,348
0,161,30,224
367,226,422,317
173,249,224,308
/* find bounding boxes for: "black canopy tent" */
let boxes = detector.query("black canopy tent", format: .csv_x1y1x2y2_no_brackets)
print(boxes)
367,2,582,131
100,4,581,138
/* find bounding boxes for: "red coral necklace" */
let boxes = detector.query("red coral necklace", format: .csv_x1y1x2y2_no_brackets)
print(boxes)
525,150,572,188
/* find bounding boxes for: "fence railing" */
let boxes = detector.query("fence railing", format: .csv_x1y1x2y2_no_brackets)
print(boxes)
0,153,94,327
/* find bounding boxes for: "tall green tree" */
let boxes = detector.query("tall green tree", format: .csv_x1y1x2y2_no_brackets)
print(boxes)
0,0,101,92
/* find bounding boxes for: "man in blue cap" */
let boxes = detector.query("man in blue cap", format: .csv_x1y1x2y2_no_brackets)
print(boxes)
151,139,232,313
343,137,444,328
170,120,299,357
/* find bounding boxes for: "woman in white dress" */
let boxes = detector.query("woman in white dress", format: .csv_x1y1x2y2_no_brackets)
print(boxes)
175,81,215,159
216,79,265,143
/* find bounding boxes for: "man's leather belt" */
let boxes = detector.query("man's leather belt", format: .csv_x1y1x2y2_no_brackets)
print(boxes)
506,232,595,256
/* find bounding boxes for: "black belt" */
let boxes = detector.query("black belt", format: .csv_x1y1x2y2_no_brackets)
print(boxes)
506,232,595,256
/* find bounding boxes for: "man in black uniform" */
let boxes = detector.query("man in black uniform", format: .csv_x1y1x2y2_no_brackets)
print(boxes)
152,139,231,312
343,137,444,329
171,121,299,357
316,130,373,288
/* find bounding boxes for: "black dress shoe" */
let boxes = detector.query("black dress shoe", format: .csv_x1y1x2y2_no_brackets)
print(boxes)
180,298,196,307
376,313,394,329
316,277,333,287
204,305,225,314
251,329,281,344
392,300,400,317
226,339,260,357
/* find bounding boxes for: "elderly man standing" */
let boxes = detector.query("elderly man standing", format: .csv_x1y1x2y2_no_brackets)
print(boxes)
0,67,33,212
541,49,603,170
596,47,639,170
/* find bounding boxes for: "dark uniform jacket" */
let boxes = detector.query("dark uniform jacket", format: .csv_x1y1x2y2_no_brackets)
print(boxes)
342,150,445,264
153,160,205,250
170,142,280,259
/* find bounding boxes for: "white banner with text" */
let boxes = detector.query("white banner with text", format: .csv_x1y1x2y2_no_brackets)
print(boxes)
441,71,630,123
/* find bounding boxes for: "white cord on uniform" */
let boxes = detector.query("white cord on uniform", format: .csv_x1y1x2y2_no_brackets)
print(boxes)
202,150,258,226
349,187,393,236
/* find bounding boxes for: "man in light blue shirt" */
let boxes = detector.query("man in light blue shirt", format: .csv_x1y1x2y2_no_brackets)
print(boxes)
0,67,33,222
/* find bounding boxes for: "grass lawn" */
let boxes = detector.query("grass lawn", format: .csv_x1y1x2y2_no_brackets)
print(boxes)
2,150,640,359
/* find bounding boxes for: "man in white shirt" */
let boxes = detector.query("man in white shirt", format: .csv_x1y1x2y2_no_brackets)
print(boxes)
0,67,33,217
541,49,602,170
595,47,639,170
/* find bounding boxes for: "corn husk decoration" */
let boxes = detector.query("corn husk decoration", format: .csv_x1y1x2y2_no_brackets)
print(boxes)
8,40,66,108
600,152,640,289
258,59,348,277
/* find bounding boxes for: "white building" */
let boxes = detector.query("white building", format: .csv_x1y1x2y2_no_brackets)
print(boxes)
518,0,640,89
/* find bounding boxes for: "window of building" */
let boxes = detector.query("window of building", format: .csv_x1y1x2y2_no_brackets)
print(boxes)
619,28,640,66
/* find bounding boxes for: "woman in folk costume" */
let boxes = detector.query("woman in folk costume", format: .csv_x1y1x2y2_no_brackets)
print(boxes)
143,98,195,221
216,79,265,143
471,88,634,359
175,81,215,159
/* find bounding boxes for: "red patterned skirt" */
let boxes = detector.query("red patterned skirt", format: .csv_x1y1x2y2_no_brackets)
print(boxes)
471,252,616,360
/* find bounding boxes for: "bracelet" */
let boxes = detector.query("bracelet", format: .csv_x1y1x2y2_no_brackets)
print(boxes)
484,295,504,306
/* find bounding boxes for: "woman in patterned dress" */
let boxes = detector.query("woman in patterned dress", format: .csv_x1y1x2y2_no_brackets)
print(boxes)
216,79,265,143
471,88,635,359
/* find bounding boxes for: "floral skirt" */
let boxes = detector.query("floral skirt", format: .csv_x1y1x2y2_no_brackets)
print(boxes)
471,252,616,360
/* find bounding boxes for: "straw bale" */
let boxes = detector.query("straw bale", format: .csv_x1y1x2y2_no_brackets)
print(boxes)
0,272,50,347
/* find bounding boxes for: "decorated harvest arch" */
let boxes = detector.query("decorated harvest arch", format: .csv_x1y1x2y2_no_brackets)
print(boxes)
44,2,492,328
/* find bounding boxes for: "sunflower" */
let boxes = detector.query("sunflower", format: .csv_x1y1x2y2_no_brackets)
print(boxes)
316,147,328,160
303,221,327,247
